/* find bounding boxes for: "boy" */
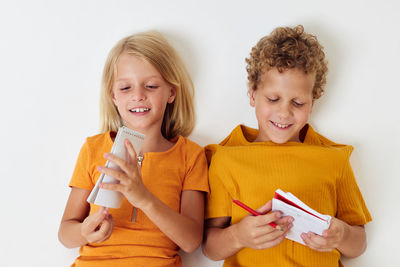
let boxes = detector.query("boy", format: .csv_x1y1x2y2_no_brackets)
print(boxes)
202,25,371,267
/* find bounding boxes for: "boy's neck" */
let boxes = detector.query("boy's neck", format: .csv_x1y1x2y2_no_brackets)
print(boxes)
252,124,308,143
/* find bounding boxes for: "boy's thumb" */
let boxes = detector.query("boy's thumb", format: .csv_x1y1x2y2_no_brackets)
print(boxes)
256,200,272,215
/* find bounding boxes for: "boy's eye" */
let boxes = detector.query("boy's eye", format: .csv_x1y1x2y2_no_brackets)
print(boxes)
267,97,279,102
293,101,304,107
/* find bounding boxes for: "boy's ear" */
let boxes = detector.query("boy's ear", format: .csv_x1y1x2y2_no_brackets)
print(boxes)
310,99,315,113
168,87,176,104
249,89,256,107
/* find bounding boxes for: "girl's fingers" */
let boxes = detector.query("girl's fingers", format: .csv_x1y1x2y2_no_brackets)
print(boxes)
83,208,107,233
98,166,128,183
100,182,124,192
124,139,138,166
102,151,138,176
103,153,132,174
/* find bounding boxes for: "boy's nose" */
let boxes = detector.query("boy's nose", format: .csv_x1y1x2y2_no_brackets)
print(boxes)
277,103,291,119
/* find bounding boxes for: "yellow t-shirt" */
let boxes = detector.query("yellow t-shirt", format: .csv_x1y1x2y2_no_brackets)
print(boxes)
69,132,209,267
206,124,372,267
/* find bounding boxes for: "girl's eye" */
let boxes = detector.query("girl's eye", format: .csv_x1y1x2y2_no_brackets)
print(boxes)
267,97,279,102
120,86,130,91
146,85,159,89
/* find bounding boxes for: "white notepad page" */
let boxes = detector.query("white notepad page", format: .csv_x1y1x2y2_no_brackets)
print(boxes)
272,189,331,245
87,126,145,209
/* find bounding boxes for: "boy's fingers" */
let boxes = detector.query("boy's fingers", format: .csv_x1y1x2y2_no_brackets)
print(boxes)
275,215,294,226
256,230,286,245
255,211,281,227
301,232,330,249
256,201,272,214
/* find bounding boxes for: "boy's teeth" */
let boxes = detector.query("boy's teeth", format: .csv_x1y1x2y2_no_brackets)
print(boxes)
273,122,289,128
130,108,149,112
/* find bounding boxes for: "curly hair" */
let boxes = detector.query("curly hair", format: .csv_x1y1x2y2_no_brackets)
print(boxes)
246,25,328,99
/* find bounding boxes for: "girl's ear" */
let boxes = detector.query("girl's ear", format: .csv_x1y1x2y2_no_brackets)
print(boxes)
111,91,117,105
249,89,256,107
168,87,176,103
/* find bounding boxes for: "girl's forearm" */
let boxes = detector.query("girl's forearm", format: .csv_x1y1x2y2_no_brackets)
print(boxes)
140,192,203,253
58,220,87,248
202,224,242,261
337,224,367,258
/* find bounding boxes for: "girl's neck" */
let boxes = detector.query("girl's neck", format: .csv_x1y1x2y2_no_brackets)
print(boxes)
139,129,174,154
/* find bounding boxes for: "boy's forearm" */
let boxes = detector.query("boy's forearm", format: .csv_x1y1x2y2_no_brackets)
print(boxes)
202,224,242,261
58,220,87,248
337,224,367,258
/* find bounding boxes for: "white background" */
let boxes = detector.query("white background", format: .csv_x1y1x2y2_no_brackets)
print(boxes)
1,0,399,266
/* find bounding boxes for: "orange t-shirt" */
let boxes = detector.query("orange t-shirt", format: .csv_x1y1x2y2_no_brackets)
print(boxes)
69,132,209,267
206,124,372,267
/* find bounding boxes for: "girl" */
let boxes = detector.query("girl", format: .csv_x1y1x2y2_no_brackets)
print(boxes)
59,31,209,267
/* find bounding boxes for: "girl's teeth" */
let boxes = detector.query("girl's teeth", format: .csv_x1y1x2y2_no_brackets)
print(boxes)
130,108,149,112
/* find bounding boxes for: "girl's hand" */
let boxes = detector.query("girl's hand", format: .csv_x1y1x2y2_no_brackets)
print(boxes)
98,139,151,209
301,217,345,252
232,201,293,250
81,206,114,244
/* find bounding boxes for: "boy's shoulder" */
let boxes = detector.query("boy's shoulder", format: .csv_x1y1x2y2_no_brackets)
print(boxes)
205,124,354,163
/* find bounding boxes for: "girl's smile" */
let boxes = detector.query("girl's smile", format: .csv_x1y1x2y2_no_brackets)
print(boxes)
112,53,176,134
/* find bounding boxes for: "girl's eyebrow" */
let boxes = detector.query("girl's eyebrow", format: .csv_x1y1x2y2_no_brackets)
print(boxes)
115,75,163,82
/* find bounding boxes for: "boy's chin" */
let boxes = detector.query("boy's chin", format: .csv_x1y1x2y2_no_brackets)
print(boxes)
270,134,300,144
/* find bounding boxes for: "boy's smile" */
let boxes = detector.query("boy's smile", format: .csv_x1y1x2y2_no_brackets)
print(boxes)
250,68,315,144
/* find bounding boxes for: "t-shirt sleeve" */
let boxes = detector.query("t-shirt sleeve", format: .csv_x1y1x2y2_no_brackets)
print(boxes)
336,147,372,225
69,140,94,190
182,146,209,193
205,151,232,219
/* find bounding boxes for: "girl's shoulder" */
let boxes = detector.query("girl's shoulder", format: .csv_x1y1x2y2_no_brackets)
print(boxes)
83,131,113,152
175,136,204,154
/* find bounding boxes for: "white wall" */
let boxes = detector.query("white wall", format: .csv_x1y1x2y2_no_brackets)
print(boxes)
1,0,399,266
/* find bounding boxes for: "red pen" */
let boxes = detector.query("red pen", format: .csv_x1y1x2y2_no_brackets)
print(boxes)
233,199,281,230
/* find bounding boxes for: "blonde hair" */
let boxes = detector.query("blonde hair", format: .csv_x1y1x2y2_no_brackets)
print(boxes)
100,31,195,139
246,25,328,99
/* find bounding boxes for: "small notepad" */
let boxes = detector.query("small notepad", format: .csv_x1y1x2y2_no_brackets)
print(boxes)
272,189,331,245
87,126,145,209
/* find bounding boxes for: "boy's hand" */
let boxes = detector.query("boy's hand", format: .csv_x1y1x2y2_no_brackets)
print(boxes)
81,206,114,244
301,217,345,252
232,201,293,250
98,139,151,209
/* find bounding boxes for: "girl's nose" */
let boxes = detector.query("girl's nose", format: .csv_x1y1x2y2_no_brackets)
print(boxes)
131,87,146,101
